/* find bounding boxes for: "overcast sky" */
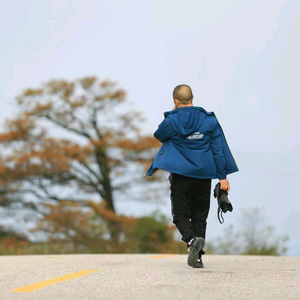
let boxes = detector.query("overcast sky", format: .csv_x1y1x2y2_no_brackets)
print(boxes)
1,0,300,255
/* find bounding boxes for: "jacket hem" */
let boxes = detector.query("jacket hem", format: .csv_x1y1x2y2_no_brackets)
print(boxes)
158,167,218,180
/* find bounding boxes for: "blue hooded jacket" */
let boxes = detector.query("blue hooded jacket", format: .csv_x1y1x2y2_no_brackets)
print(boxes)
145,106,239,180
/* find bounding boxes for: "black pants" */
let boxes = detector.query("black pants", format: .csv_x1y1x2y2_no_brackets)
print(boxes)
169,173,211,244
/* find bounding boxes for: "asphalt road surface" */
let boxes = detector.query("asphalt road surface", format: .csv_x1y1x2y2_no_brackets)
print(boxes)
0,254,299,300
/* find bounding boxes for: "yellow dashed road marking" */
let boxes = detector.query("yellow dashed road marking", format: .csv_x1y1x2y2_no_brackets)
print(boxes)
11,269,100,293
148,255,178,259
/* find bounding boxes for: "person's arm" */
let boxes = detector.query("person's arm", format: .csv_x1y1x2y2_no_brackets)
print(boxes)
211,120,231,191
153,117,174,143
210,121,227,180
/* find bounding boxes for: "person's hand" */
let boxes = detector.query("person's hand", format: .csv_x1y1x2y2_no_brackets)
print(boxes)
219,179,230,192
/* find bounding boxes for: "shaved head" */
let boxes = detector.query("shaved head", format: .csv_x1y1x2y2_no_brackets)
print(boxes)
173,84,193,104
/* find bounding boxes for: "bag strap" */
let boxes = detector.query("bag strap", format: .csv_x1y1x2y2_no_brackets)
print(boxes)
218,206,224,224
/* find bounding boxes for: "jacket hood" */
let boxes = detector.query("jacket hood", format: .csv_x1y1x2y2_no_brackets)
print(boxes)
164,106,212,136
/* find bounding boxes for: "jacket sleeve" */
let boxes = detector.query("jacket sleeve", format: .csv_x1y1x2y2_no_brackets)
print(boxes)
211,120,227,180
154,117,175,143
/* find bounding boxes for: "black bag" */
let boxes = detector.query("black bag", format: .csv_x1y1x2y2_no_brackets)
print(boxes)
213,182,233,224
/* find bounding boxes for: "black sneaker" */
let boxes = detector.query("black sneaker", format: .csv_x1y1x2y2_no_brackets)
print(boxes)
193,256,204,268
193,249,205,268
187,237,205,267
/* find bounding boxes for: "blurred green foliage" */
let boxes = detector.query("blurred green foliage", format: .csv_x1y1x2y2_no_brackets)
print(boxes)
210,208,289,256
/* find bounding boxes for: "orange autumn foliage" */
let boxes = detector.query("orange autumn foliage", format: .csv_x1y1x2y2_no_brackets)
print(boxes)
0,76,163,252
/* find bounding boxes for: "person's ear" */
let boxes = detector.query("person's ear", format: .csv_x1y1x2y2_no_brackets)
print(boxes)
174,99,180,107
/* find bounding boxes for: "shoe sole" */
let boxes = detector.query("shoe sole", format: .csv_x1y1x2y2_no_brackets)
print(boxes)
193,264,204,268
187,237,205,267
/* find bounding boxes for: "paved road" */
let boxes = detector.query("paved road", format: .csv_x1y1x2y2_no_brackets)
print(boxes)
0,254,299,300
